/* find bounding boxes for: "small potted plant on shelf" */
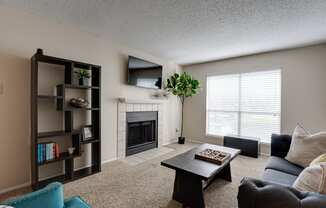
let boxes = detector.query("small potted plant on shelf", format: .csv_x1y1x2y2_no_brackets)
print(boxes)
165,72,200,144
75,68,90,86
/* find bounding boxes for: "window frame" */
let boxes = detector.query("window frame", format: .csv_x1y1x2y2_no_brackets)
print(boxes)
205,69,282,144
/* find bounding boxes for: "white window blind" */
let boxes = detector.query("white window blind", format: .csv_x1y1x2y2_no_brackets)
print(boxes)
206,70,281,143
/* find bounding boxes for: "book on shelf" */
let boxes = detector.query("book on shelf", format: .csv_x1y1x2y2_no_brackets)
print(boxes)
37,142,60,163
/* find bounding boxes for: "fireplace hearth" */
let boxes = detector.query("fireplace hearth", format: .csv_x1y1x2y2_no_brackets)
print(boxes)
126,111,158,156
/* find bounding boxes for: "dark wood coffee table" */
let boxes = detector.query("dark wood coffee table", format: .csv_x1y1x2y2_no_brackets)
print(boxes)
161,143,240,208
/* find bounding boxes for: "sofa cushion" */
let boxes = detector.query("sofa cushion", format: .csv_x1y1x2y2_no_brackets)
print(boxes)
310,154,326,166
293,163,326,194
271,134,292,158
286,125,326,167
263,169,298,186
265,156,304,176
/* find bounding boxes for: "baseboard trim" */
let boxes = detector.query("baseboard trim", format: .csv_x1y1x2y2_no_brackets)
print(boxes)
162,138,178,146
102,157,117,164
186,139,205,144
0,182,31,195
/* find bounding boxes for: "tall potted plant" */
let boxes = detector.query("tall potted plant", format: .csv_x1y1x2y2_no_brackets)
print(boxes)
165,72,200,144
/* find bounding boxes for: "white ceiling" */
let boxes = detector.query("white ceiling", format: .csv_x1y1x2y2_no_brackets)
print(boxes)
1,0,326,65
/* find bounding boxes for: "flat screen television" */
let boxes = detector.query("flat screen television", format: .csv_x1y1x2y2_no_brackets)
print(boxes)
127,56,162,89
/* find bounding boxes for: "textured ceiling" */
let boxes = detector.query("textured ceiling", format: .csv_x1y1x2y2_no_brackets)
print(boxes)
1,0,326,65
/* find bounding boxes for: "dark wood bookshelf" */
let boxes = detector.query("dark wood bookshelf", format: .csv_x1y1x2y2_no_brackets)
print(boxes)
38,152,75,166
73,166,100,180
64,84,100,89
37,166,100,188
81,139,100,144
38,95,63,99
31,49,101,190
62,108,101,111
37,130,70,138
38,174,67,188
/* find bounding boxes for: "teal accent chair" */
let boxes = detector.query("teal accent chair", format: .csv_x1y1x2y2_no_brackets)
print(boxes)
3,182,90,208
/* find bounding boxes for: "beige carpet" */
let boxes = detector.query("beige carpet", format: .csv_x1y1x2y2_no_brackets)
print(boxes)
62,143,267,208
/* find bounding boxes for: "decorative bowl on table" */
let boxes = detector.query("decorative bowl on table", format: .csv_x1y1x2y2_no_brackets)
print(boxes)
69,98,89,108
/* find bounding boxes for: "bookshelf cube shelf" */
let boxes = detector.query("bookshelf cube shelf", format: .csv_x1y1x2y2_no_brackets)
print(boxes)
31,49,101,190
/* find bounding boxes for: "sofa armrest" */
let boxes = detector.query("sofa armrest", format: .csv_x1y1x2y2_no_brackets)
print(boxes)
64,196,91,208
238,177,326,208
271,134,292,158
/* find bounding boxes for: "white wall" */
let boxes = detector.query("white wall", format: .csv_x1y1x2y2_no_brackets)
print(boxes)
183,44,326,149
0,5,181,192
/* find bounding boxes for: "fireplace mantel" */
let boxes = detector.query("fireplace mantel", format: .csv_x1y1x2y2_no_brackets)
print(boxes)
118,97,165,104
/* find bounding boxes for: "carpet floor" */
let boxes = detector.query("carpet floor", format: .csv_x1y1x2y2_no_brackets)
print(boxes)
0,142,267,207
62,143,267,208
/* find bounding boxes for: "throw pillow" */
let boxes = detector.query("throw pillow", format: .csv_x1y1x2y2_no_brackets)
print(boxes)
310,154,326,166
285,125,326,167
293,163,326,194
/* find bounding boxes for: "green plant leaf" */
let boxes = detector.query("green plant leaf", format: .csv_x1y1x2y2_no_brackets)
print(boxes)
165,72,200,100
75,69,90,79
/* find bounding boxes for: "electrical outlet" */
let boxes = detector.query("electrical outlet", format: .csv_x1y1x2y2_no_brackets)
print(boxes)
0,82,3,95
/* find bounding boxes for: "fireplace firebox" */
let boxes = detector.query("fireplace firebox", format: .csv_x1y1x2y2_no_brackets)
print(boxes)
126,111,158,156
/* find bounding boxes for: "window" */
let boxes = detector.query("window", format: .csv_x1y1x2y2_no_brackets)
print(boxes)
206,70,281,143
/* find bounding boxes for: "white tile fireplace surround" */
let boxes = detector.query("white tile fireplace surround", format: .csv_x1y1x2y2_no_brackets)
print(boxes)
117,98,163,159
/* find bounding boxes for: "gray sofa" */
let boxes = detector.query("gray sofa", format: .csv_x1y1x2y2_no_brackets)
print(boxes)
237,134,326,208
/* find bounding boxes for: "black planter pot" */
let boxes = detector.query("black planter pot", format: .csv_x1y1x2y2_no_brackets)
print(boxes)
178,136,185,144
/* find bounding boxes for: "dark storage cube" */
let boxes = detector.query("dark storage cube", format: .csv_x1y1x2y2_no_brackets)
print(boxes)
224,135,259,158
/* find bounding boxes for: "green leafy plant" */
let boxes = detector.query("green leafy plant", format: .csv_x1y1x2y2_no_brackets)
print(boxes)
165,72,200,138
75,69,90,79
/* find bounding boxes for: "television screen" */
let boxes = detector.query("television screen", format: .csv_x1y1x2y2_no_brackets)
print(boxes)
127,56,162,89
